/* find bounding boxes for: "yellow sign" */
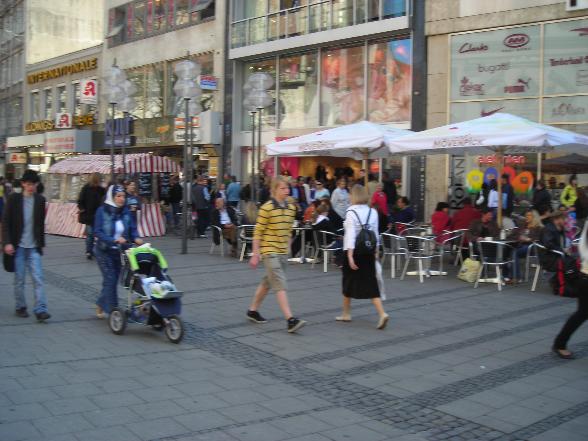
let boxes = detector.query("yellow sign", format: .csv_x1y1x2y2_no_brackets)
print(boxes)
27,58,98,85
25,115,95,132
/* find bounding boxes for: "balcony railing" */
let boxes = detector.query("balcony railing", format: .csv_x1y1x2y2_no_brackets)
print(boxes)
231,0,407,49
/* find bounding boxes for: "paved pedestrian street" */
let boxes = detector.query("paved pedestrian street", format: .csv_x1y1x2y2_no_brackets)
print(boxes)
1,235,587,441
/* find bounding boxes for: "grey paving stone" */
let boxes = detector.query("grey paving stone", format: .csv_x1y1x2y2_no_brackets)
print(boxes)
98,378,145,393
0,420,41,441
127,416,191,440
32,413,94,437
320,424,389,441
72,426,142,441
217,403,278,423
4,387,60,404
0,402,52,422
17,374,67,390
84,406,143,427
282,435,332,441
90,391,144,409
52,382,103,398
258,397,325,415
174,409,237,432
173,380,226,396
486,405,551,427
268,414,333,436
214,389,272,405
436,399,494,419
130,400,188,420
47,396,99,416
174,395,231,412
227,421,292,441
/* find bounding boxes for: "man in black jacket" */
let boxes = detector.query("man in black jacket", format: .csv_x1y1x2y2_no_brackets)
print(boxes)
532,179,552,215
540,211,567,272
211,198,239,257
191,176,210,238
2,170,50,321
77,172,105,259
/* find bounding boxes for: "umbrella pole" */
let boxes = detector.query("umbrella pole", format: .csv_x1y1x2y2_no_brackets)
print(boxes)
363,152,368,187
378,158,383,183
537,153,542,181
496,149,504,229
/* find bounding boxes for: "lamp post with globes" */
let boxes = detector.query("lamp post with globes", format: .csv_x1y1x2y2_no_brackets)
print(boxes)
173,55,201,255
102,61,135,183
242,72,273,203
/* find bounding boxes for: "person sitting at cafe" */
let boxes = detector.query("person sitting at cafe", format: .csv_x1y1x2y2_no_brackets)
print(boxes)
303,200,321,224
312,203,343,266
390,196,415,232
532,179,552,216
539,211,568,290
211,197,239,257
511,209,544,283
431,202,452,241
452,197,481,231
468,208,500,242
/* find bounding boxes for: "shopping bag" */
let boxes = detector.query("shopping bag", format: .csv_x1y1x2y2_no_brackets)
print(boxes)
457,258,481,283
375,260,386,300
3,252,14,273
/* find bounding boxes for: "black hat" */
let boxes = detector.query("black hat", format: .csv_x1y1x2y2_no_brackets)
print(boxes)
20,170,40,183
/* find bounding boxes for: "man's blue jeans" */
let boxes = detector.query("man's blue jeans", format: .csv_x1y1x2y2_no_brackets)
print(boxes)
85,225,95,255
94,247,122,314
14,247,48,314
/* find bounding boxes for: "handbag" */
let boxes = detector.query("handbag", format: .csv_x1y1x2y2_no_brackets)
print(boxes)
457,258,481,283
3,252,15,273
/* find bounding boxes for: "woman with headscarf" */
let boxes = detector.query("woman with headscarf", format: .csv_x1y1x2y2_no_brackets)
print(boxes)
93,185,142,319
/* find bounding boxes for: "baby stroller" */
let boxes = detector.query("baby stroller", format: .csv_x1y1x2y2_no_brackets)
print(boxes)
108,245,185,343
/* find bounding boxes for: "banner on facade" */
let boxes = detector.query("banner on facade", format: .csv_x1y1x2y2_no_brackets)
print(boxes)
80,79,98,105
45,129,92,153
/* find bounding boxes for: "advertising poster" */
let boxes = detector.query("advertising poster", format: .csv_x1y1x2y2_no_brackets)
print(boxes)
543,18,588,95
451,25,540,101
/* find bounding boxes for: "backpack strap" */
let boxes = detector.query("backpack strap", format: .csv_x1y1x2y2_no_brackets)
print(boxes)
349,209,366,228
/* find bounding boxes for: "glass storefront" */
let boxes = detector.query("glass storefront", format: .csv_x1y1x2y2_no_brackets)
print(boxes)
166,53,214,117
239,36,412,131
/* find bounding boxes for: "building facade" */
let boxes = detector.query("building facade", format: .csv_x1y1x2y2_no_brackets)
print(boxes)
227,0,426,215
425,0,588,217
101,0,224,178
0,0,25,178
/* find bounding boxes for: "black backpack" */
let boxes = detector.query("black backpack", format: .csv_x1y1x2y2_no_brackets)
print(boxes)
350,209,377,255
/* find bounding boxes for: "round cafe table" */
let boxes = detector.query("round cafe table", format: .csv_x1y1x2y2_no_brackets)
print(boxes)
288,224,315,264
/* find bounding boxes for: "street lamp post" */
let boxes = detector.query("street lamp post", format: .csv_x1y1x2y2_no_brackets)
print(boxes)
173,55,201,255
243,73,273,203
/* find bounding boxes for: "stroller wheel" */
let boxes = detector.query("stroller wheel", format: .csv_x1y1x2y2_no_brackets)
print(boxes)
164,315,184,344
109,308,127,335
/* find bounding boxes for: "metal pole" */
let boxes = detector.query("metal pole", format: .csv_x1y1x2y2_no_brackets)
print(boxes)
181,98,190,255
110,102,116,183
122,111,128,179
250,111,256,203
257,107,263,202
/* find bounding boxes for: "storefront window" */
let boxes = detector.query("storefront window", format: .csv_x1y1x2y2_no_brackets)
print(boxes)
134,1,147,37
242,58,277,130
332,0,353,28
234,0,267,21
57,85,67,113
44,89,53,120
73,82,81,116
145,64,164,118
30,91,40,121
321,45,365,126
128,69,146,119
166,53,214,117
108,5,127,45
152,0,168,32
278,52,318,128
367,38,412,123
176,0,190,25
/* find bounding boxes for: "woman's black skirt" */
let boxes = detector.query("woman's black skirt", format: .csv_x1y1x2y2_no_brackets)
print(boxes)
342,252,380,299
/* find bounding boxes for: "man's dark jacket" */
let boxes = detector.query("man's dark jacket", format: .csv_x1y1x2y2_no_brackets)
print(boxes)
211,206,239,245
2,193,46,253
191,184,209,210
539,221,566,271
532,187,551,215
77,184,106,225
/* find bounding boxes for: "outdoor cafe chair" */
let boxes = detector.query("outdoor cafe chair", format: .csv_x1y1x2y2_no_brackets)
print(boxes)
400,227,427,237
400,236,440,283
451,229,470,266
394,222,414,235
473,241,515,292
529,243,565,292
437,232,464,276
311,230,342,273
238,225,256,262
209,225,225,257
381,233,408,279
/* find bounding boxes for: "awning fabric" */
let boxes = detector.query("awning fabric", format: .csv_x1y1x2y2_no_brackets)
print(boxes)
48,153,180,175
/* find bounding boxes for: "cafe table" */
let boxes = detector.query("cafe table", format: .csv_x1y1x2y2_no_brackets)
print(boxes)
288,223,315,264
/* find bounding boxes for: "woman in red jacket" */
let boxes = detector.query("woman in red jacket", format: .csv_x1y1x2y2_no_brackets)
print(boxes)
431,202,452,243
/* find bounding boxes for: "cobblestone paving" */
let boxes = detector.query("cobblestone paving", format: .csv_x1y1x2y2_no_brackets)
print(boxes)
1,235,587,441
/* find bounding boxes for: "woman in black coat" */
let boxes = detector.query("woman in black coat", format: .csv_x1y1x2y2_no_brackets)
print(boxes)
77,173,106,259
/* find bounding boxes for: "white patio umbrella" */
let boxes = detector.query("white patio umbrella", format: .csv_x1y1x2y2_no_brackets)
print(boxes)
386,113,588,225
266,121,412,185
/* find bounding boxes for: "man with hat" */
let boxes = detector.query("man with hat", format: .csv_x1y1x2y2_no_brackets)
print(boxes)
2,170,50,321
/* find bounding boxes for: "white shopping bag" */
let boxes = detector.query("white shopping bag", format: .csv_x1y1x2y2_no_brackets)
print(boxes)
375,260,386,301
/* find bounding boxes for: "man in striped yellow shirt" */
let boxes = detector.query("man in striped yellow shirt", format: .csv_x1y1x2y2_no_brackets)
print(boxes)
247,177,306,333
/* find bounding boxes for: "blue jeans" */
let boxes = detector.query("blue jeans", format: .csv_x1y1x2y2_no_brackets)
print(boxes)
512,244,530,281
14,247,48,314
94,247,122,314
85,225,95,255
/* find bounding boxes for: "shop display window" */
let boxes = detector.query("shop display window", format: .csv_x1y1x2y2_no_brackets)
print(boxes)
367,38,411,123
152,0,168,32
278,52,318,128
44,89,53,120
30,91,40,121
175,0,190,25
320,45,365,126
145,64,165,118
134,1,147,37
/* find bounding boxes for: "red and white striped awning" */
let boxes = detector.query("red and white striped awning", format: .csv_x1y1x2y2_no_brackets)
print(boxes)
48,153,180,175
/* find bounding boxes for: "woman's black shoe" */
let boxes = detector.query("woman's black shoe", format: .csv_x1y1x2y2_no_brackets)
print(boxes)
86,253,93,260
552,347,574,359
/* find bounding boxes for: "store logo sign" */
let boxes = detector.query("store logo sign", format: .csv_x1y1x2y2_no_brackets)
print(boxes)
478,63,510,74
570,27,588,37
504,78,531,94
552,103,586,117
480,107,504,117
55,113,72,129
459,76,485,96
577,70,588,86
458,42,488,54
433,134,483,149
503,33,530,48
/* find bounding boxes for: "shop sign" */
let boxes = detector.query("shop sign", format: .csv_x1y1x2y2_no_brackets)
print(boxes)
80,79,98,104
27,58,98,85
199,75,218,90
45,129,92,153
451,25,540,100
55,113,73,129
544,18,588,94
478,155,526,165
543,95,588,124
104,116,134,147
25,120,55,132
7,152,27,164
